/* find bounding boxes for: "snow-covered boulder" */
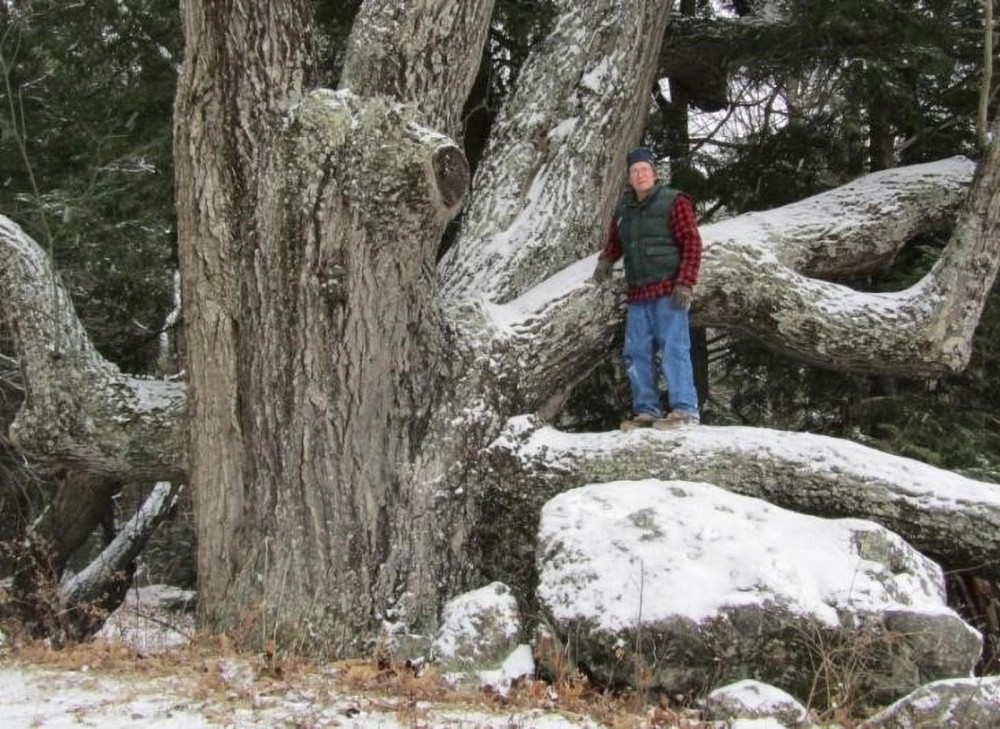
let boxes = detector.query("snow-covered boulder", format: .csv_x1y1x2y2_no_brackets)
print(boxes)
431,582,522,672
704,679,811,727
859,676,1000,728
536,481,981,703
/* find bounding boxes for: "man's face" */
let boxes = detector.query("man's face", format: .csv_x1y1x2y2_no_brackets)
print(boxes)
628,162,656,196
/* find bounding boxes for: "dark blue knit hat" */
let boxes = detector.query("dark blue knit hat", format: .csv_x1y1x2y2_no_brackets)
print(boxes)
626,146,655,168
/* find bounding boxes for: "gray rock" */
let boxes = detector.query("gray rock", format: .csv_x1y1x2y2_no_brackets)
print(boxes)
536,481,981,705
705,679,810,726
859,676,1000,728
431,582,522,672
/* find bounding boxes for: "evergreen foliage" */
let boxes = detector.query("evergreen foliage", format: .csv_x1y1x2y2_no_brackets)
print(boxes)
1,0,180,370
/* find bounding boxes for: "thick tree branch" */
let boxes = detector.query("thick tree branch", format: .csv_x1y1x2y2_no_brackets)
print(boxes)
484,417,1000,581
0,215,185,481
695,141,1000,375
60,482,181,635
340,0,496,135
440,0,674,304
490,156,985,394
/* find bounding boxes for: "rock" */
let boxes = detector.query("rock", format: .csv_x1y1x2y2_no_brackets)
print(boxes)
431,582,522,672
536,480,981,704
704,679,811,726
859,676,1000,728
96,584,196,653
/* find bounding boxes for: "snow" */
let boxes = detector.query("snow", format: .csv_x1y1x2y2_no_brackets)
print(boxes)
502,417,1000,511
476,644,536,696
537,480,960,631
0,662,599,728
706,679,808,723
432,582,520,662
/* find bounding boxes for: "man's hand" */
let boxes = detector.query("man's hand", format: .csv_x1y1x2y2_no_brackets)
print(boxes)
672,284,693,309
592,258,613,284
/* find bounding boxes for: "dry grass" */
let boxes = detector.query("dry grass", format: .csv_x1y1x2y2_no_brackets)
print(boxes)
2,636,711,727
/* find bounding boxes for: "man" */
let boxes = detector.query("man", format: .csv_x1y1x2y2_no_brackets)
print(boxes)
592,146,702,430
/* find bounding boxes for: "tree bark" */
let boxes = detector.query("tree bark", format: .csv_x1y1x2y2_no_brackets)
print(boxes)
173,0,479,653
174,0,316,632
0,216,185,481
340,0,496,136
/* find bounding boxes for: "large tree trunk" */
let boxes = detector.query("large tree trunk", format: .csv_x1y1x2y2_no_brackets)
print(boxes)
173,0,481,653
173,0,315,640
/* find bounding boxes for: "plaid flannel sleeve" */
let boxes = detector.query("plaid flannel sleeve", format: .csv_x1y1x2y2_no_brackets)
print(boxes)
668,194,703,287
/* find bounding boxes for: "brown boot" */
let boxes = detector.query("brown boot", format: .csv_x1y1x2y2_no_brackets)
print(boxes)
620,412,657,431
652,410,701,430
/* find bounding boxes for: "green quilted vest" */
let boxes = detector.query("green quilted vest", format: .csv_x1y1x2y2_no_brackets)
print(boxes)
616,183,681,287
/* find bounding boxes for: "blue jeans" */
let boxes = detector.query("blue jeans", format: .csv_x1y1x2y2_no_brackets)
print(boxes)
623,297,698,417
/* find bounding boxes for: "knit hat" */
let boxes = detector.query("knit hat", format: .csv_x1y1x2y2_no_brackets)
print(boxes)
626,146,655,168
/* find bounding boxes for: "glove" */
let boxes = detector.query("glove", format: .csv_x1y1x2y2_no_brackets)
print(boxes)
592,258,613,284
672,284,693,309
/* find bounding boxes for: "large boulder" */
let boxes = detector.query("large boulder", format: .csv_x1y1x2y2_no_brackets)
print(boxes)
536,480,981,703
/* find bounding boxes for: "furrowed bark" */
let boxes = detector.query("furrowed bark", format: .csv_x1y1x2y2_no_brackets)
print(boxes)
174,0,314,630
340,0,496,135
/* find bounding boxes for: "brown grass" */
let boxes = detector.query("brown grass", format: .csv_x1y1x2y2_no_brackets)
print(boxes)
2,637,712,727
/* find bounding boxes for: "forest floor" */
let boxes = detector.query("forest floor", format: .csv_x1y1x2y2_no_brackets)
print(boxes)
0,639,715,728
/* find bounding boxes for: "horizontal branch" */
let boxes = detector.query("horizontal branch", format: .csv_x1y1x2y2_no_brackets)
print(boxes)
491,156,986,391
486,417,1000,578
0,215,185,481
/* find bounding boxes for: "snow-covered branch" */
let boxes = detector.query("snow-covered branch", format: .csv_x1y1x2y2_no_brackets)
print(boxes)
695,148,999,375
486,156,985,388
486,417,1000,578
61,482,181,609
0,215,185,481
440,0,674,304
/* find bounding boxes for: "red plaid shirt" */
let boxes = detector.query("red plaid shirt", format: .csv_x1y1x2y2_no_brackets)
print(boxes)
599,192,703,302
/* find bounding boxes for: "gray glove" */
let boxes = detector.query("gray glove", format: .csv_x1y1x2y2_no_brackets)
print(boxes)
672,284,693,309
592,258,613,284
